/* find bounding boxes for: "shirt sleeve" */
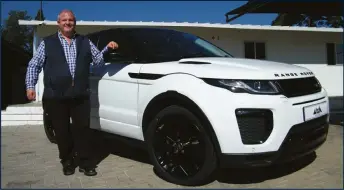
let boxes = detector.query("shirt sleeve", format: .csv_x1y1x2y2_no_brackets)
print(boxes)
25,41,45,90
89,39,109,67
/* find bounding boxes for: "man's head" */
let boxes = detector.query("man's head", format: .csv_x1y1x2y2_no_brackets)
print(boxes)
57,9,76,36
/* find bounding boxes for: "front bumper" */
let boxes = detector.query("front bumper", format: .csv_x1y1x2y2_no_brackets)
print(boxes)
218,114,329,168
197,81,329,154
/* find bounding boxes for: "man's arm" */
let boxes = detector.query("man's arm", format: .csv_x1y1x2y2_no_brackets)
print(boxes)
89,40,108,67
25,41,46,90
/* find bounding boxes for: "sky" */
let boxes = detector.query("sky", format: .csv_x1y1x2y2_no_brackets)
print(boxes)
1,1,278,25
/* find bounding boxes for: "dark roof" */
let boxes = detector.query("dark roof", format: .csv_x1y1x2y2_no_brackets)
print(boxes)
225,0,343,23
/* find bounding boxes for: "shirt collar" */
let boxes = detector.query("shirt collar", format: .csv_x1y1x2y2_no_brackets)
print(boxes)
58,30,76,39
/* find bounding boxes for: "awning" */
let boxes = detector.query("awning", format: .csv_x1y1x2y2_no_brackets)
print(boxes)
225,0,343,23
19,19,342,40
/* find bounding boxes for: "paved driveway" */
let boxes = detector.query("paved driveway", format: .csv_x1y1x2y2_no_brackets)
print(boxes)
1,125,343,188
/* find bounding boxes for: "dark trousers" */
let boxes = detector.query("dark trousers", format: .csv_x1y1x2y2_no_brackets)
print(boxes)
43,95,96,169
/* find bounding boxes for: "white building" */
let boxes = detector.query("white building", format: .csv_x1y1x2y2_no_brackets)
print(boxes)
18,20,343,102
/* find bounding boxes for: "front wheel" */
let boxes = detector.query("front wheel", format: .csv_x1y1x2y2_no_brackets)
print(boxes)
145,105,218,186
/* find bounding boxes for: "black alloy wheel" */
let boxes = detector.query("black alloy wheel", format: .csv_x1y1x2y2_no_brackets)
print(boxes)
145,105,217,186
43,110,57,144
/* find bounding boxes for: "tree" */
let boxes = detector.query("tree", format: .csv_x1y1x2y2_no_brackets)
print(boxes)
35,8,45,21
271,14,343,28
1,10,34,53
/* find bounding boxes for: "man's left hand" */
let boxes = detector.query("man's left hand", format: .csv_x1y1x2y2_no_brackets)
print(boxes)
107,41,118,49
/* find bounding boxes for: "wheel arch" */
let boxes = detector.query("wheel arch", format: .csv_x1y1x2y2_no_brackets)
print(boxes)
141,90,222,155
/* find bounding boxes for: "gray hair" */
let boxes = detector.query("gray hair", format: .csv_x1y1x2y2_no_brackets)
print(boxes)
57,9,76,21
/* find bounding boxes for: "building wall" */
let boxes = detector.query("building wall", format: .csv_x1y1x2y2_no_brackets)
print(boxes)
180,27,343,97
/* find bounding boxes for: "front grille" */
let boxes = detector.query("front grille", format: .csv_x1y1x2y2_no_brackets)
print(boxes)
276,77,322,98
235,109,273,145
278,115,329,158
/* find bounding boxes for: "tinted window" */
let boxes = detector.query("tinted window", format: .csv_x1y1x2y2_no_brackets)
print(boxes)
97,29,122,50
89,29,137,63
123,28,233,63
87,33,99,47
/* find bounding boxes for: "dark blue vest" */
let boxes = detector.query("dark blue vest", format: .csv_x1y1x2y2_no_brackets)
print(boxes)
42,33,92,99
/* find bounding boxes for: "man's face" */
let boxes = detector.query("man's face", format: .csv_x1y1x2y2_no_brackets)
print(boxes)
57,12,75,34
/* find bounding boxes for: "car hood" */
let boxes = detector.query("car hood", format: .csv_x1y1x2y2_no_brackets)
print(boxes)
139,57,315,80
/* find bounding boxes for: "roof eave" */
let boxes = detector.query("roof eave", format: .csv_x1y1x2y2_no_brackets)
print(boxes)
18,20,343,33
18,20,45,25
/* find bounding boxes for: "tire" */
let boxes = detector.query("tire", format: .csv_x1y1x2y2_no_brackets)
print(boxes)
43,109,57,144
145,105,218,186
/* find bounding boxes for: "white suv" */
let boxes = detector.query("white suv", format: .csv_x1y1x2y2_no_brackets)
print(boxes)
43,27,330,186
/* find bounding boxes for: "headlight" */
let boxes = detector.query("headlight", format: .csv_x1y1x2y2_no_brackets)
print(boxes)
204,79,281,95
314,77,322,89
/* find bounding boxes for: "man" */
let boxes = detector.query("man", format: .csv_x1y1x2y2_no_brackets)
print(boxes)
25,9,118,176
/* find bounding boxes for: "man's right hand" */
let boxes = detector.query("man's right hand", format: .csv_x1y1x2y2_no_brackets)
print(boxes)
27,89,36,101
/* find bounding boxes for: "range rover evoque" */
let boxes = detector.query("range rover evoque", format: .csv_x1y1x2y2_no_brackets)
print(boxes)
43,27,330,186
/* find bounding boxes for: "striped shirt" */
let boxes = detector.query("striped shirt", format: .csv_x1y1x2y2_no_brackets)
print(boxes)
25,31,108,90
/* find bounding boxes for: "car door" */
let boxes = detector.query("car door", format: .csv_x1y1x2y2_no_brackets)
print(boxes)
89,29,144,140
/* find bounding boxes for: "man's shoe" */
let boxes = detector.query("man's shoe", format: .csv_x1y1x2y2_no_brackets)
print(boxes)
61,160,76,176
79,167,97,176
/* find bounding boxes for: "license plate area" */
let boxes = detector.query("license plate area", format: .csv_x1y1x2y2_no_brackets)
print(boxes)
303,101,328,121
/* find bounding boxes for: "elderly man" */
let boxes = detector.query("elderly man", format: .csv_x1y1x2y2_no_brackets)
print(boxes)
25,9,118,176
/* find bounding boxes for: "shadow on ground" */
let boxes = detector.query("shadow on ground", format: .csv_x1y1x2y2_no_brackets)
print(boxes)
88,129,316,186
88,129,151,166
214,152,316,184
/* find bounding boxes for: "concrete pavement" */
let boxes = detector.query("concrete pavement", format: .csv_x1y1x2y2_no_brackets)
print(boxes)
1,124,342,188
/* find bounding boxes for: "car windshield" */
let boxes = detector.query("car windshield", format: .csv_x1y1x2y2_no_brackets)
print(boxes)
125,28,234,63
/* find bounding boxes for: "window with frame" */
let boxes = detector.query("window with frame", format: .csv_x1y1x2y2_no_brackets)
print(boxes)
244,41,266,60
327,43,343,65
95,29,137,63
123,28,233,63
88,34,99,47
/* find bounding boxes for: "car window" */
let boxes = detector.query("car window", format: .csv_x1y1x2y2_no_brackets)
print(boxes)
96,29,137,63
97,29,121,50
87,33,99,47
124,28,233,63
